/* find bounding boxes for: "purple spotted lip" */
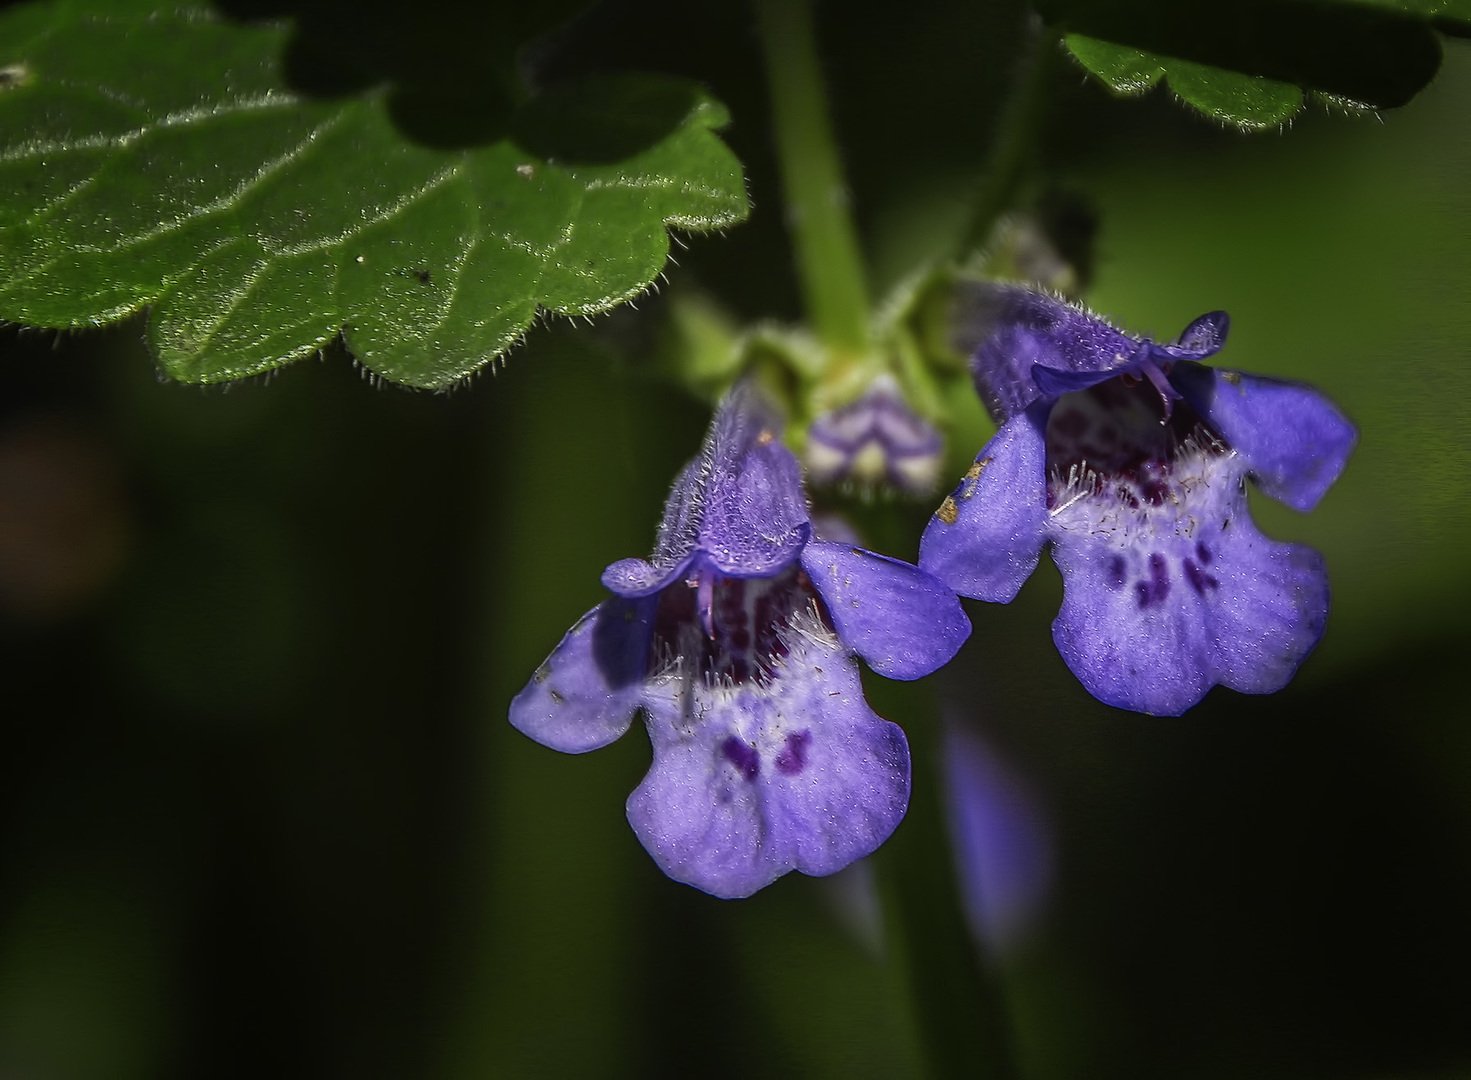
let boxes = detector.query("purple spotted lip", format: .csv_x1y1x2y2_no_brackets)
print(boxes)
921,285,1356,716
511,385,970,898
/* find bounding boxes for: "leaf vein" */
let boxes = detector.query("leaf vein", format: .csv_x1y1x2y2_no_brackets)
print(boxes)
0,91,302,164
62,112,349,254
273,162,464,257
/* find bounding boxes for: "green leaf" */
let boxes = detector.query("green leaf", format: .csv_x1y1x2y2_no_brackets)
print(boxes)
1064,36,1304,131
0,4,748,389
1045,0,1471,130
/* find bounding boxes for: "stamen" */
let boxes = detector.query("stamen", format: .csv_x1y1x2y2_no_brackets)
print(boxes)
1141,358,1182,423
697,571,715,639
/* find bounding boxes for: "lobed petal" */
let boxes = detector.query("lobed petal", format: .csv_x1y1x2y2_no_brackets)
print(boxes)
1049,499,1330,716
627,627,910,899
601,551,696,599
1172,363,1356,512
509,597,655,753
919,407,1050,603
1154,310,1229,360
801,539,970,680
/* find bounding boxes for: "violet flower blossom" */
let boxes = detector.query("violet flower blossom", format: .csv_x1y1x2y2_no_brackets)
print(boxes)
804,375,944,495
921,286,1356,716
512,387,970,898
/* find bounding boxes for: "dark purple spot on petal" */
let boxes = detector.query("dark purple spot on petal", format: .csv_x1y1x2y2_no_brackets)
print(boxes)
1107,555,1126,589
1195,541,1213,565
1135,552,1171,609
1183,558,1220,597
774,729,813,776
721,736,760,782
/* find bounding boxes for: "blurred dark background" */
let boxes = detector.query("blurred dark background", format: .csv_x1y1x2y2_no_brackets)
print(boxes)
2,2,1469,1077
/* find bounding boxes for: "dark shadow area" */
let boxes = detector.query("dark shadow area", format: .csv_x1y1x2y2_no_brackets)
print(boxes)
210,0,692,153
513,74,717,165
1037,0,1447,108
957,567,1471,1079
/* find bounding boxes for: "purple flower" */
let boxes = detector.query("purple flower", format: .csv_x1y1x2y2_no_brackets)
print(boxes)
920,286,1356,716
804,375,944,495
940,717,1053,955
511,387,971,898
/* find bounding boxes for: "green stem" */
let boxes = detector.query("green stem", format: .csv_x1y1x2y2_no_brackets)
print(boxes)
955,12,1058,262
755,0,871,357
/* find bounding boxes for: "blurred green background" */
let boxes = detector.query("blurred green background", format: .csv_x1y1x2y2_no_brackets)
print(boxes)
2,3,1469,1078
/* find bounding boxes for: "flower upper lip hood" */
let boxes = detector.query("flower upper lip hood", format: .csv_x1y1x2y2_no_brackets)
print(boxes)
511,385,971,898
921,284,1357,716
601,385,813,598
956,284,1230,418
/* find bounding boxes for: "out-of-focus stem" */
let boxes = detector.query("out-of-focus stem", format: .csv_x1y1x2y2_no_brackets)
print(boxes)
872,677,1020,1080
955,12,1057,262
756,0,872,358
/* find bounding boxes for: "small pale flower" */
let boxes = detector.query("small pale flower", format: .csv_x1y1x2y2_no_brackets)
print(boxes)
804,375,944,495
921,286,1356,716
512,387,970,898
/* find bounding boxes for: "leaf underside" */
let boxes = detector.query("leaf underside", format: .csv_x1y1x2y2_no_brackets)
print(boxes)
0,3,749,389
1044,0,1471,131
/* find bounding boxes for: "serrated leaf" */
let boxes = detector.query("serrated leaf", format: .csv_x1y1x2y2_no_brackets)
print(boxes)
1060,36,1165,96
1046,0,1471,130
1064,36,1304,131
0,4,748,389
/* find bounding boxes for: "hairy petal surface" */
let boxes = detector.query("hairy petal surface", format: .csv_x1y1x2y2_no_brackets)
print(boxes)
509,597,655,753
1049,479,1329,716
801,540,970,680
955,284,1136,420
628,626,910,899
603,386,811,596
601,551,697,599
699,432,811,577
920,407,1050,603
1172,363,1357,512
619,386,810,588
